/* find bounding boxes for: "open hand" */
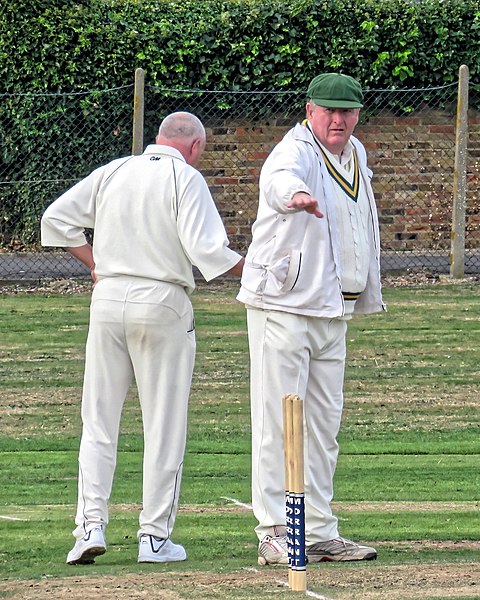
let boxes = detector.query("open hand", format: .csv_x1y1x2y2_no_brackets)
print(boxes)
287,192,324,218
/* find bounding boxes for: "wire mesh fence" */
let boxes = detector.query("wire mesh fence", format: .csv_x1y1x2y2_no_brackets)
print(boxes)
1,74,479,281
0,85,134,280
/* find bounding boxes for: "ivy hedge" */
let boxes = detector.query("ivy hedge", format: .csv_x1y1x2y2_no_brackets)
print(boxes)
0,0,479,248
1,0,479,93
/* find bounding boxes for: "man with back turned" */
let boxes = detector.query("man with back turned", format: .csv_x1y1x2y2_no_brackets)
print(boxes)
42,111,244,565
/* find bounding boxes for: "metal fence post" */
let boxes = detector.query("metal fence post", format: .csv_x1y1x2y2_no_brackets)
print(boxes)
450,64,469,278
132,67,145,155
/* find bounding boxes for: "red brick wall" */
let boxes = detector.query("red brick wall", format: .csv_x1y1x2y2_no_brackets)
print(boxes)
200,111,480,255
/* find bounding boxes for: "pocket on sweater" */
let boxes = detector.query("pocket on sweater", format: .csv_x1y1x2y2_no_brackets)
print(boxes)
264,249,302,295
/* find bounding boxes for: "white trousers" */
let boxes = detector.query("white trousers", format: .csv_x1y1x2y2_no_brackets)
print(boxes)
247,308,347,544
73,277,195,541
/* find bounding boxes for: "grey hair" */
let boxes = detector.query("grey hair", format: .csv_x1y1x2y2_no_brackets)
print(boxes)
158,112,205,140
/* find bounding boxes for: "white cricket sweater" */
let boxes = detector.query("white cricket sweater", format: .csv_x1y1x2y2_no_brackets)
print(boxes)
237,123,384,317
41,145,242,294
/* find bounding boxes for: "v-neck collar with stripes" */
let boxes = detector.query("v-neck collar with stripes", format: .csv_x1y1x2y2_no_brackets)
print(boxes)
306,123,360,202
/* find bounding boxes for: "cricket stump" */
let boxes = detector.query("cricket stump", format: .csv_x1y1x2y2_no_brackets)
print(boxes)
283,393,307,592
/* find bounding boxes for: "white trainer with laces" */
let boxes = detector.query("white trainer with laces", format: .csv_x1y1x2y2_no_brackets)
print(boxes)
258,533,289,565
138,535,187,563
307,536,377,562
66,525,107,565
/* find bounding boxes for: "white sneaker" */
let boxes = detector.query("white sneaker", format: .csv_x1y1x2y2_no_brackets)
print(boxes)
307,537,377,562
258,533,289,565
138,535,187,563
66,526,106,565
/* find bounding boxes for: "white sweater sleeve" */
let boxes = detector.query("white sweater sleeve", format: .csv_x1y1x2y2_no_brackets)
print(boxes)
260,138,313,214
41,169,102,247
175,169,242,281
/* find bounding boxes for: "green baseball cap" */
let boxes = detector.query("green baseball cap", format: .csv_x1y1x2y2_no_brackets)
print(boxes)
307,73,364,108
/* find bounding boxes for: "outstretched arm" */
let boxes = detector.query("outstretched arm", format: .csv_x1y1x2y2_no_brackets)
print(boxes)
287,192,324,218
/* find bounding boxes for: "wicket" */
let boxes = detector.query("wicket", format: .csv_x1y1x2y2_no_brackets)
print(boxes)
283,393,307,592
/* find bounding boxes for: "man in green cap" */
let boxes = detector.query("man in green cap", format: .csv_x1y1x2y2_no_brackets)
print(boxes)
237,73,385,564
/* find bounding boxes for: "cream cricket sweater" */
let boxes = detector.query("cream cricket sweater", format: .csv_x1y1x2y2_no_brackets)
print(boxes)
41,145,242,294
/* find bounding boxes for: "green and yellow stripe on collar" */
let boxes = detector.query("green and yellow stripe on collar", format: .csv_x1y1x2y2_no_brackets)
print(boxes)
303,120,360,202
318,146,360,203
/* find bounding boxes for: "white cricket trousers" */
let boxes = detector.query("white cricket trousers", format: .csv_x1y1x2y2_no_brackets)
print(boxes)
73,277,196,541
247,307,347,544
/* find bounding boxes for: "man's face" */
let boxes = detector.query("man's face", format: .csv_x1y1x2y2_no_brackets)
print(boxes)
306,102,360,155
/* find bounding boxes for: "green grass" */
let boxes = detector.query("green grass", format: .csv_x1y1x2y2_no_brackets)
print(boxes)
1,281,479,599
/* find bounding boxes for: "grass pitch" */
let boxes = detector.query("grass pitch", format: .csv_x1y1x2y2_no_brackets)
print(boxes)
0,279,479,599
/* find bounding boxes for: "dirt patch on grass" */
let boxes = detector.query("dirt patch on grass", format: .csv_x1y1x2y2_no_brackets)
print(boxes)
0,388,79,408
346,387,480,407
1,562,479,600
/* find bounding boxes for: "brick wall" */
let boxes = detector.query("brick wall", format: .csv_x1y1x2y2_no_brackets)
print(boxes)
200,110,480,256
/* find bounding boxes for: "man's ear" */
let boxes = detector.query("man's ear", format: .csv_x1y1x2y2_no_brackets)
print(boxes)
191,138,202,153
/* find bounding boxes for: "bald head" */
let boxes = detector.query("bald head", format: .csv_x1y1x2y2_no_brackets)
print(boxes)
156,112,206,166
158,111,206,140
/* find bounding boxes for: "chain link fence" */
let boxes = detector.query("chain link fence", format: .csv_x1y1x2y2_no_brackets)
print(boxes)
1,74,479,281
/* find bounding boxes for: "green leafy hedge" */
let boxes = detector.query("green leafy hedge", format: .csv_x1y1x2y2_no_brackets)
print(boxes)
1,0,479,93
0,0,479,249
